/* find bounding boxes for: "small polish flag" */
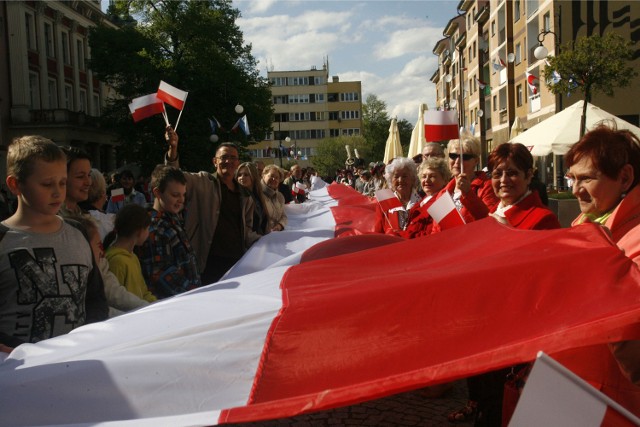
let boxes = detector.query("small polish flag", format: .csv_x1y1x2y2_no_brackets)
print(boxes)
157,81,188,110
294,182,306,195
427,192,465,230
375,189,402,231
110,187,125,203
232,115,250,136
526,72,539,95
424,110,459,142
128,94,164,123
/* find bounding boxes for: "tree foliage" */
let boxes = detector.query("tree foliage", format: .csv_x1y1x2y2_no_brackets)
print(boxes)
90,0,273,174
362,94,414,163
362,94,390,163
312,136,368,178
542,33,637,135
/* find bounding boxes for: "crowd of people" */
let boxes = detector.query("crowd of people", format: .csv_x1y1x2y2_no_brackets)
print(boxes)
1,122,639,425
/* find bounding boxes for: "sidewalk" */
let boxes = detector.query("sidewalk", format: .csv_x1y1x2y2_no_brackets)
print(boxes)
231,380,473,426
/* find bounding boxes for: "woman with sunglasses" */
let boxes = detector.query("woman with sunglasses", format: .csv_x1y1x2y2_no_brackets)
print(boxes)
437,135,499,227
451,143,561,425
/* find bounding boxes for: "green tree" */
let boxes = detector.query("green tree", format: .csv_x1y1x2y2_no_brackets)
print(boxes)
542,33,637,136
312,136,368,178
397,118,414,156
362,94,390,163
90,0,273,174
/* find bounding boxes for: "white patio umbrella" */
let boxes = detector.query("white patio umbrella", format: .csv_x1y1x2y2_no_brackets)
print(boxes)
383,118,403,163
511,101,640,156
406,104,427,158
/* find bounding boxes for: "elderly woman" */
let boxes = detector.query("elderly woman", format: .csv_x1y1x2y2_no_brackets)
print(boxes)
375,157,421,234
399,157,451,239
439,134,499,226
453,143,561,425
489,143,561,230
236,162,268,235
261,164,288,232
78,168,116,240
561,124,640,409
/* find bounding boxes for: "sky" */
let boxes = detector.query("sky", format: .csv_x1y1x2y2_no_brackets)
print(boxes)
233,0,458,125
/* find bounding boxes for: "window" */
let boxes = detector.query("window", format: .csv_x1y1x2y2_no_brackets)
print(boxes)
341,128,360,136
314,76,324,85
288,94,310,104
29,72,40,109
514,1,521,22
48,79,58,109
64,84,73,109
544,13,551,32
517,84,523,107
473,41,476,59
328,93,338,102
515,43,521,64
289,112,311,121
25,12,36,50
92,94,100,116
79,88,87,112
44,22,55,58
329,129,340,137
273,95,288,104
314,93,325,103
491,20,495,37
492,95,497,111
289,76,309,86
76,39,85,70
468,46,472,59
340,92,359,102
270,77,287,86
328,111,339,120
340,110,360,120
61,31,71,65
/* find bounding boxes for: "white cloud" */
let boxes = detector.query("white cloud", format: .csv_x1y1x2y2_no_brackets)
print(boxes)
374,26,443,59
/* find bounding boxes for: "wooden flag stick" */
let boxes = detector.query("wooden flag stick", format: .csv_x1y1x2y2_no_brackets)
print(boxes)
174,93,188,132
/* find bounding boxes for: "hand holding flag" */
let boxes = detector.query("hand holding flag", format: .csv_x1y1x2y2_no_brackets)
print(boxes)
375,189,402,231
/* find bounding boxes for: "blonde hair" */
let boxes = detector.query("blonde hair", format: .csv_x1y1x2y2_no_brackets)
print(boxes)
447,134,481,157
262,164,284,182
7,136,65,182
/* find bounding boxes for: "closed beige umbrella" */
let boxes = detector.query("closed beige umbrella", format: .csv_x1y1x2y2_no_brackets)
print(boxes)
510,116,524,139
406,104,427,158
383,118,403,163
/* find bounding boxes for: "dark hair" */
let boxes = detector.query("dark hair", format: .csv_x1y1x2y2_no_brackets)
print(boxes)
488,143,533,173
103,204,151,248
216,142,239,155
565,124,640,190
150,165,186,193
61,146,91,171
119,169,135,180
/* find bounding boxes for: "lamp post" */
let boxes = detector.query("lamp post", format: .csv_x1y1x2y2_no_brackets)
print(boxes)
209,103,244,144
534,28,563,190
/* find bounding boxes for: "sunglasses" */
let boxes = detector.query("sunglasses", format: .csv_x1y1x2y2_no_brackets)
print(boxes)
449,153,476,161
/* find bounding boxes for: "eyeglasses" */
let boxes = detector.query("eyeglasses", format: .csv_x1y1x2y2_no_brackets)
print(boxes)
449,153,476,161
491,169,522,179
216,155,239,162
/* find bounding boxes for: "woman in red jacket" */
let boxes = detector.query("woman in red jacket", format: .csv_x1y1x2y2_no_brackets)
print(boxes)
450,143,561,425
434,135,499,232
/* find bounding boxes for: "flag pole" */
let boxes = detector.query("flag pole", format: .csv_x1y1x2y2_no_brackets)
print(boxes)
161,104,170,127
174,93,188,132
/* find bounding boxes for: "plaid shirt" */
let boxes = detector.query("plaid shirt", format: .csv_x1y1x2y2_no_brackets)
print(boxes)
137,209,201,299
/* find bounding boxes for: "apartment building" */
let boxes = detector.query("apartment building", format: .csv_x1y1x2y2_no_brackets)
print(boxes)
432,0,640,187
0,0,119,177
247,62,363,168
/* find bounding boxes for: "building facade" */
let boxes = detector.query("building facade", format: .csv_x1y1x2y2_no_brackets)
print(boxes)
247,62,363,168
432,0,640,188
0,0,119,178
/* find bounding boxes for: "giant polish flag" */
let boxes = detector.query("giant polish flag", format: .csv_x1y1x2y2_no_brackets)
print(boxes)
128,93,164,122
424,110,459,141
1,185,640,426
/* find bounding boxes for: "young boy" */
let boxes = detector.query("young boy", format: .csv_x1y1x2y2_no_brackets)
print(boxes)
137,165,201,299
0,136,107,349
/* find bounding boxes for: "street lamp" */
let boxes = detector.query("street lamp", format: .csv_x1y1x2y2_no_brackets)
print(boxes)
534,30,558,60
209,103,243,143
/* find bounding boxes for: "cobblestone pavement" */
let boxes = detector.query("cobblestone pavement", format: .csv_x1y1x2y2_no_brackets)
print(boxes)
229,380,474,427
